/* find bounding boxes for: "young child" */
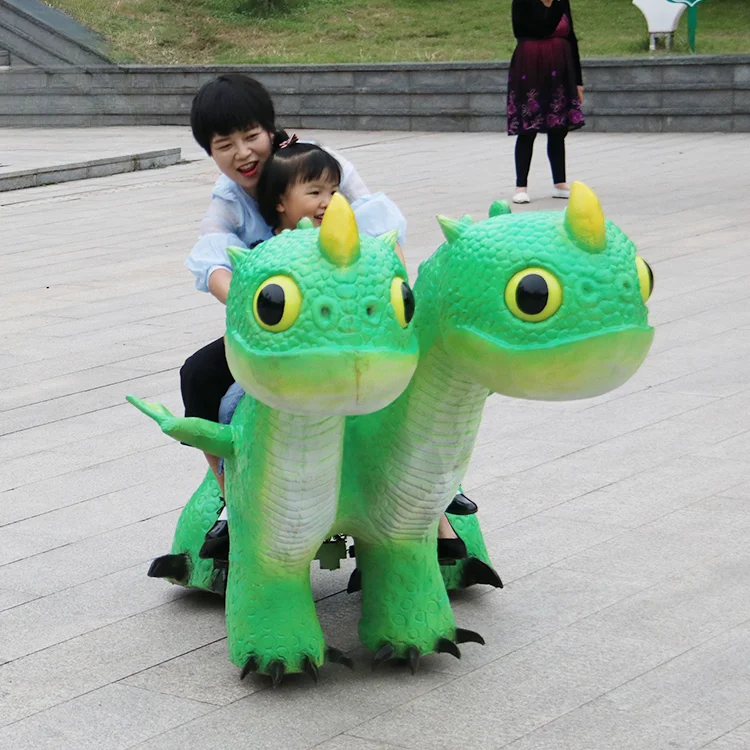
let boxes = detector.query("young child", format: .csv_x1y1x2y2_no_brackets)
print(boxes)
182,139,343,441
257,138,342,234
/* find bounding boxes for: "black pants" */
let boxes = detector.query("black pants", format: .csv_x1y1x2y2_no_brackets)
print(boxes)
180,337,234,422
515,129,568,188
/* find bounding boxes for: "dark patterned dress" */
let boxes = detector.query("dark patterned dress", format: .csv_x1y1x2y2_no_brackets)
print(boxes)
507,1,585,135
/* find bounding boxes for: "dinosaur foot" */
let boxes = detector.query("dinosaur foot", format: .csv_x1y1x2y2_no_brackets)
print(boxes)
147,553,190,584
462,557,503,589
371,631,484,674
239,647,352,687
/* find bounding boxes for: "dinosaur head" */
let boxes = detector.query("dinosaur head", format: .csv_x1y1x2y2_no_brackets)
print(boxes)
421,183,654,401
224,193,418,415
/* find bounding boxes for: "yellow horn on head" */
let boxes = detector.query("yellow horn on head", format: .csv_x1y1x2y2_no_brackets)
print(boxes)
319,192,360,267
564,182,607,253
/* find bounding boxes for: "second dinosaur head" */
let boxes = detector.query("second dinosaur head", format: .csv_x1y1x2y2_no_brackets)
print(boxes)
418,183,654,400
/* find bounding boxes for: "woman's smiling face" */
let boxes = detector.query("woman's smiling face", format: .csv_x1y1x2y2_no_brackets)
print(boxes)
210,126,273,196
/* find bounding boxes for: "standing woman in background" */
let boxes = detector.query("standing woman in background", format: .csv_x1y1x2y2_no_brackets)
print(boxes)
508,0,585,204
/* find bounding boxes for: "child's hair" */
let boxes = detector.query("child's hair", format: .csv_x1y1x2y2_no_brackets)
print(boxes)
256,143,342,230
190,74,288,155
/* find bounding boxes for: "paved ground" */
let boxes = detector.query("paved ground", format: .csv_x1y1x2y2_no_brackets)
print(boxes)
1,128,749,750
0,127,205,175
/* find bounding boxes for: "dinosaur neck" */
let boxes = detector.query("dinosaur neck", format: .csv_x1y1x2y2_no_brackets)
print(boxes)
230,406,343,569
369,336,489,539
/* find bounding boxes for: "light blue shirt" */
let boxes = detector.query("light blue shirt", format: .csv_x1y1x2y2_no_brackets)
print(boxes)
185,147,408,292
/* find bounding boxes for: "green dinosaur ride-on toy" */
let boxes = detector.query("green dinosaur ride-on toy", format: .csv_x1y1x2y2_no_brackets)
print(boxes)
129,184,654,683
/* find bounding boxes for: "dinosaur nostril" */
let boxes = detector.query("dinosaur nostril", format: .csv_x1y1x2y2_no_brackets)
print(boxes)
366,305,375,317
320,305,331,318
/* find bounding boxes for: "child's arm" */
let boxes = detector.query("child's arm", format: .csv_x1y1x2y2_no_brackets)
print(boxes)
323,147,408,249
207,268,232,305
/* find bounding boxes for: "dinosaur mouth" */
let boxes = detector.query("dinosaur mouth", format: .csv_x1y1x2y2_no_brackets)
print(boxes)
225,331,418,415
443,325,654,401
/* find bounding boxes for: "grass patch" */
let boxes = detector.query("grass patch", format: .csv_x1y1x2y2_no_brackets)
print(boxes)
44,0,750,64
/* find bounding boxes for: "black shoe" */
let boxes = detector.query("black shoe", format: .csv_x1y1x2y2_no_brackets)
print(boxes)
437,535,467,562
446,492,478,516
199,520,229,561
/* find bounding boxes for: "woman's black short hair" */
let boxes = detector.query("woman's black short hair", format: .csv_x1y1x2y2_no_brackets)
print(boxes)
191,74,282,155
256,143,342,229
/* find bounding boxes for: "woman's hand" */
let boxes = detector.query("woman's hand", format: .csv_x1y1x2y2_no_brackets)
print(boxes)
577,85,585,105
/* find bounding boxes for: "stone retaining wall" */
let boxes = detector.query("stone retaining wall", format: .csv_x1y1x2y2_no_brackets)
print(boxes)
1,55,748,132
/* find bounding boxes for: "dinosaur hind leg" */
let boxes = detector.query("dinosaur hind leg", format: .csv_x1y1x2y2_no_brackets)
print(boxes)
440,513,503,591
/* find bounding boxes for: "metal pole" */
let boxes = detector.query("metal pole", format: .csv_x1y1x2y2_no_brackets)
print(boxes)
688,5,698,53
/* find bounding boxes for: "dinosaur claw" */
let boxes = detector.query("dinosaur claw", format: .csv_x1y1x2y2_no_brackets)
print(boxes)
436,638,461,660
268,660,285,688
326,647,354,670
240,655,259,680
147,553,189,584
372,644,395,670
346,567,362,593
407,646,420,675
462,557,503,589
302,656,319,684
455,628,485,646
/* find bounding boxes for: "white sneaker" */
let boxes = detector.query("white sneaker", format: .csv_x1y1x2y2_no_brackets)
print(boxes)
552,187,570,199
512,191,531,204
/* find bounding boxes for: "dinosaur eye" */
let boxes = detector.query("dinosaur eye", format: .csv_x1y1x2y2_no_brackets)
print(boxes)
253,275,302,332
390,277,415,328
635,257,654,302
505,268,563,322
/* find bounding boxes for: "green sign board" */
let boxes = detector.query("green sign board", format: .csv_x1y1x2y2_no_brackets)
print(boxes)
666,0,708,52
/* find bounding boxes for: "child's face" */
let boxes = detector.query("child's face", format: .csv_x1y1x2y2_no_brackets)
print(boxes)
276,173,339,231
210,126,273,196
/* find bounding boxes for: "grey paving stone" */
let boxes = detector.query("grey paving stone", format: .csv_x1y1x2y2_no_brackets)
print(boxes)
479,513,624,583
121,639,250,707
503,623,750,750
130,666,455,750
0,595,227,727
0,562,185,662
0,506,185,598
0,683,214,750
2,128,750,748
701,722,750,750
0,587,35,613
0,526,65,567
541,455,750,529
315,738,404,750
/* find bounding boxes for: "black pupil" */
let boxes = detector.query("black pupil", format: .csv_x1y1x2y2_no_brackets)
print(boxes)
401,283,415,324
257,284,285,326
516,274,549,315
646,262,654,295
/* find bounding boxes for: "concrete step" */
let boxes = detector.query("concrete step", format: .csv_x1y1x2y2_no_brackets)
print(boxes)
0,148,182,192
0,0,111,67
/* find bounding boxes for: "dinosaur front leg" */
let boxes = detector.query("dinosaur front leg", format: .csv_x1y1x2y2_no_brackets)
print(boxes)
225,410,348,684
356,531,480,670
226,553,327,683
